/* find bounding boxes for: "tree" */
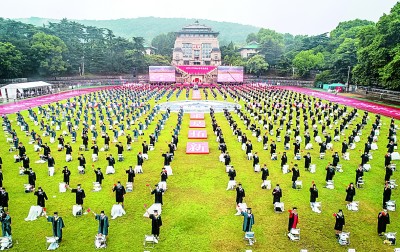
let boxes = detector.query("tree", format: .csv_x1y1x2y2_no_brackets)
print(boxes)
151,32,175,58
0,42,24,78
256,28,284,67
126,36,146,73
30,32,68,76
292,50,324,77
145,54,171,66
246,55,269,76
246,33,258,43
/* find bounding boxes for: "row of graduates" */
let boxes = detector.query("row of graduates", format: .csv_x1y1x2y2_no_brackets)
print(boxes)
221,84,397,207
214,86,397,240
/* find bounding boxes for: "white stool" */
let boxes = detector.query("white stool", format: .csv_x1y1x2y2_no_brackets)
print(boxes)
59,182,67,193
134,165,143,174
227,180,236,190
126,182,133,192
93,182,101,192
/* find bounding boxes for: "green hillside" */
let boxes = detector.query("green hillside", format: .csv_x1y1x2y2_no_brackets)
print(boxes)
14,17,260,44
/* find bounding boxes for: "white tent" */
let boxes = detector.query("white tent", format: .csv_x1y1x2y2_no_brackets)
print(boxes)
0,81,52,100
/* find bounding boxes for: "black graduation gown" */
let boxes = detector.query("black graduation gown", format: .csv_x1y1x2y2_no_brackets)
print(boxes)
137,155,144,166
106,157,115,167
253,155,259,167
291,168,300,182
228,169,236,180
236,187,245,204
303,155,311,169
149,214,162,236
272,188,282,204
261,168,269,180
309,188,318,203
62,170,71,184
71,188,85,205
325,167,335,181
334,215,345,231
161,172,168,182
0,191,9,208
95,171,104,184
113,185,126,203
385,167,393,182
377,212,390,234
383,187,392,207
151,189,164,205
34,191,48,207
385,154,392,167
28,171,36,186
332,155,339,166
0,172,3,188
23,157,30,169
224,154,231,165
345,187,356,202
162,153,172,166
126,169,135,182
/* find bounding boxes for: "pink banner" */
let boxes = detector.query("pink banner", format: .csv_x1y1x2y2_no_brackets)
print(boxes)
189,120,206,128
190,113,205,120
188,130,208,139
186,142,209,154
177,66,216,75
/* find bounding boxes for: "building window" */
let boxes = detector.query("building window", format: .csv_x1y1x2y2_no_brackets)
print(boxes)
205,61,210,65
202,43,211,59
184,60,189,65
182,43,192,58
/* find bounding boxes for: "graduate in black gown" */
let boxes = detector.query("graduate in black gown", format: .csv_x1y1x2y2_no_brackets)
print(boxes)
0,188,9,211
261,164,269,189
34,187,48,207
62,166,71,185
236,183,245,204
113,181,126,207
377,209,390,236
383,182,392,209
126,166,135,183
151,184,164,205
94,168,104,185
333,209,345,237
303,152,311,171
345,183,356,204
272,184,282,204
147,209,162,239
69,184,86,206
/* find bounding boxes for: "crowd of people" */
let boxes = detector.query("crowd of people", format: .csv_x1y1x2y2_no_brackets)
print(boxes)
0,83,398,249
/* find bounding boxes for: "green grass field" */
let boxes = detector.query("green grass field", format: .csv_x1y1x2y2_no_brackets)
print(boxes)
0,86,399,252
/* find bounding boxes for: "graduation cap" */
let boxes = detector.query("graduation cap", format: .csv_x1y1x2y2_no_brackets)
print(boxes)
153,210,158,213
77,184,81,187
97,167,101,170
101,210,105,214
54,212,58,215
246,208,252,210
155,184,159,187
338,209,343,212
64,166,68,169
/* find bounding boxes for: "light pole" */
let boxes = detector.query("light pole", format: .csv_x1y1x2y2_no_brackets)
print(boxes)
346,66,351,92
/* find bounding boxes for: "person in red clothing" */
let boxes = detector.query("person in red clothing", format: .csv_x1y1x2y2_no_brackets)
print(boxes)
288,207,299,232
